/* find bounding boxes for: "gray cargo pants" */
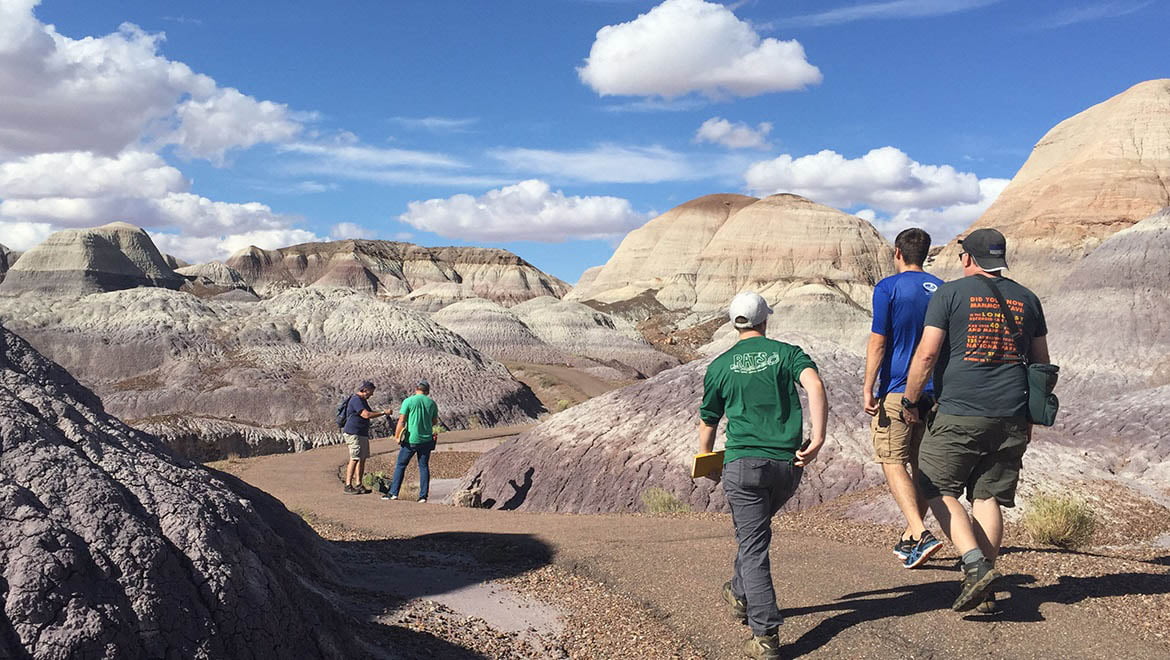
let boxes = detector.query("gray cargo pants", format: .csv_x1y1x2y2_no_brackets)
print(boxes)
723,457,803,635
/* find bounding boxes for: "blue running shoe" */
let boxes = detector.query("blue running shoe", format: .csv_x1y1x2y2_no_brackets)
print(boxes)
893,537,914,561
902,530,942,569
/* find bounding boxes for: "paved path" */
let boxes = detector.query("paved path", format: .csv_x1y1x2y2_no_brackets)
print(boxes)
234,436,1154,659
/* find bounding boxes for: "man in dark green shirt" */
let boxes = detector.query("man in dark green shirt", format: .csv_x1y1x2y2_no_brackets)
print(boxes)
698,292,828,659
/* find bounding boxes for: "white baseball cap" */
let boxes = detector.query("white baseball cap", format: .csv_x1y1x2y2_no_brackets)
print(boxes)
728,292,773,329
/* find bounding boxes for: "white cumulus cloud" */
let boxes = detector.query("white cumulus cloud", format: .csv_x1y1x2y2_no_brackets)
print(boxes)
399,179,650,242
745,146,982,212
0,2,306,161
694,117,773,149
859,177,1010,242
578,0,822,99
330,222,376,240
0,151,185,199
0,220,54,251
149,228,325,264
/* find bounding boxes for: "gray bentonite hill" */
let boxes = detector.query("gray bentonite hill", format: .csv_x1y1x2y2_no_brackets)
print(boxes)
0,324,368,658
0,222,184,296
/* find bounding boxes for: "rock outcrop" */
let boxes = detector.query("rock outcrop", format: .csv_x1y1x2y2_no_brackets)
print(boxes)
432,297,679,378
570,194,892,316
0,222,184,296
176,261,258,299
934,79,1170,293
226,239,569,308
1047,207,1170,394
0,243,18,284
459,334,884,513
163,253,190,269
0,324,366,657
0,287,543,459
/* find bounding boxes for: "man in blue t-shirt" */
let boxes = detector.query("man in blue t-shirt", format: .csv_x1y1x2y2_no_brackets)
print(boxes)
341,381,391,495
862,228,945,569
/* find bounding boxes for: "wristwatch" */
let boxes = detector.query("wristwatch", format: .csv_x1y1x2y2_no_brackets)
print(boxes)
901,396,920,409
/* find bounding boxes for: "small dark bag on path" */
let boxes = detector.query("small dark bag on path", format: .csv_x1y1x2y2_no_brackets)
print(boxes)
980,278,1060,426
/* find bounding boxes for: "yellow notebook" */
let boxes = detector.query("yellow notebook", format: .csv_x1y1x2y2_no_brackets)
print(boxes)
691,451,725,479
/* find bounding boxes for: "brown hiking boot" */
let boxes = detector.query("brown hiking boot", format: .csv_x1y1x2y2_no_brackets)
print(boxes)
953,559,1001,612
723,581,747,624
742,632,780,659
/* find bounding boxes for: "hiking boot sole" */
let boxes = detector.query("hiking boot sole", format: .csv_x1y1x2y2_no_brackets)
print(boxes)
902,541,943,569
953,568,1002,612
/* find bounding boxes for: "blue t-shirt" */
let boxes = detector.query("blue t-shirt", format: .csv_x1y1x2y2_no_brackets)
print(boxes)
871,270,944,397
343,395,372,435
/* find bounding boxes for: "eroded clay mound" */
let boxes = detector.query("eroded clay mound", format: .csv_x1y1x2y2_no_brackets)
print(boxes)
933,79,1170,294
431,298,575,365
459,335,882,514
0,222,184,296
0,243,18,284
0,325,363,658
0,288,542,459
225,239,569,307
569,193,892,318
175,261,257,299
510,297,680,377
1047,207,1170,394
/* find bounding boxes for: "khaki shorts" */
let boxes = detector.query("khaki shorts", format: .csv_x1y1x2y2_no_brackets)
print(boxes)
917,413,1029,507
343,433,370,461
871,393,925,465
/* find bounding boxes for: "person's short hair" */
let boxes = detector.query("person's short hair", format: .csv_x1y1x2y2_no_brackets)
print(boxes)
894,228,932,267
416,379,430,394
358,381,376,393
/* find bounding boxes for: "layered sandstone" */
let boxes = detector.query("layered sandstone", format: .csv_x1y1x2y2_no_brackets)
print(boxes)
0,287,543,459
568,194,893,352
0,324,366,657
0,222,184,296
226,239,569,307
432,297,679,377
934,79,1170,293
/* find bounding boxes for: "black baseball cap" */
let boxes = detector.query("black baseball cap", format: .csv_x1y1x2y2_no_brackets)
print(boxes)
358,381,376,392
416,379,430,393
959,228,1009,271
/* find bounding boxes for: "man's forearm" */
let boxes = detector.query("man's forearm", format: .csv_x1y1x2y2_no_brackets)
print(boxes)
863,333,886,396
807,380,828,444
697,422,717,454
904,356,934,403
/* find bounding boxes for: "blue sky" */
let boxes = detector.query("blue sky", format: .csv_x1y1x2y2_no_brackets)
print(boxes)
1,0,1166,282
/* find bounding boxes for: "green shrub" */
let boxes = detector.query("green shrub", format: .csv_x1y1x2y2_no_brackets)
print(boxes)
641,487,690,514
362,470,388,490
1024,495,1097,549
432,423,447,436
555,399,572,412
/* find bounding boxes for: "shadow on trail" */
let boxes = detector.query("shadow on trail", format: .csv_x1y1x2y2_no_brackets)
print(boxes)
327,532,555,658
782,568,1170,656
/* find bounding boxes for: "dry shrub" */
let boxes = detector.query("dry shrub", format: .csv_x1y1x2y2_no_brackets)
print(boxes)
641,487,689,514
555,399,572,412
1024,494,1097,549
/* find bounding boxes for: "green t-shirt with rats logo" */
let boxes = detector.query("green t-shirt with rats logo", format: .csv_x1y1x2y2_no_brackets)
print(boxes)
699,336,817,464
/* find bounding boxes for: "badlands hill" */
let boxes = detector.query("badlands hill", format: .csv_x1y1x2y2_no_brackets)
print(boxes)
0,324,368,657
175,261,258,299
0,222,185,296
431,297,679,378
0,287,543,460
934,79,1170,293
226,239,570,308
0,243,18,283
571,193,892,316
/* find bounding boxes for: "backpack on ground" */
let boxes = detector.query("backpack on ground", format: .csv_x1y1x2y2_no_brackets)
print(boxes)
335,395,353,428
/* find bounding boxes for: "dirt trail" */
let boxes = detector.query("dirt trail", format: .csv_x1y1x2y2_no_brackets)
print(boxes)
231,434,1165,659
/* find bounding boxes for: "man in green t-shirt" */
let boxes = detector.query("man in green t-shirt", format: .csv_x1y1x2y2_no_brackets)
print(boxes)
385,380,440,502
698,292,828,659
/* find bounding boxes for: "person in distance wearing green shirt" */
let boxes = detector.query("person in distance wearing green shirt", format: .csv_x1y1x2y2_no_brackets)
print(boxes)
698,292,828,660
385,380,440,503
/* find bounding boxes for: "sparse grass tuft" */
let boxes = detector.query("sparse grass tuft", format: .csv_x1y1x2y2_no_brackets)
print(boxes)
362,470,388,490
1024,494,1097,549
641,487,690,514
555,399,572,412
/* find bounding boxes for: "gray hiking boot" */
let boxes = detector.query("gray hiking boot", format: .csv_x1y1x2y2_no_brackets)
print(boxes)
742,631,780,659
953,559,1001,612
723,581,747,623
975,590,1002,615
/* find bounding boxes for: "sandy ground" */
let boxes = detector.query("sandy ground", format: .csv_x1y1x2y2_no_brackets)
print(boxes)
224,433,1170,659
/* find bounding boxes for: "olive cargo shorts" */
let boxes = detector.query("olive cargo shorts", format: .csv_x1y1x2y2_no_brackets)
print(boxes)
917,413,1029,507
